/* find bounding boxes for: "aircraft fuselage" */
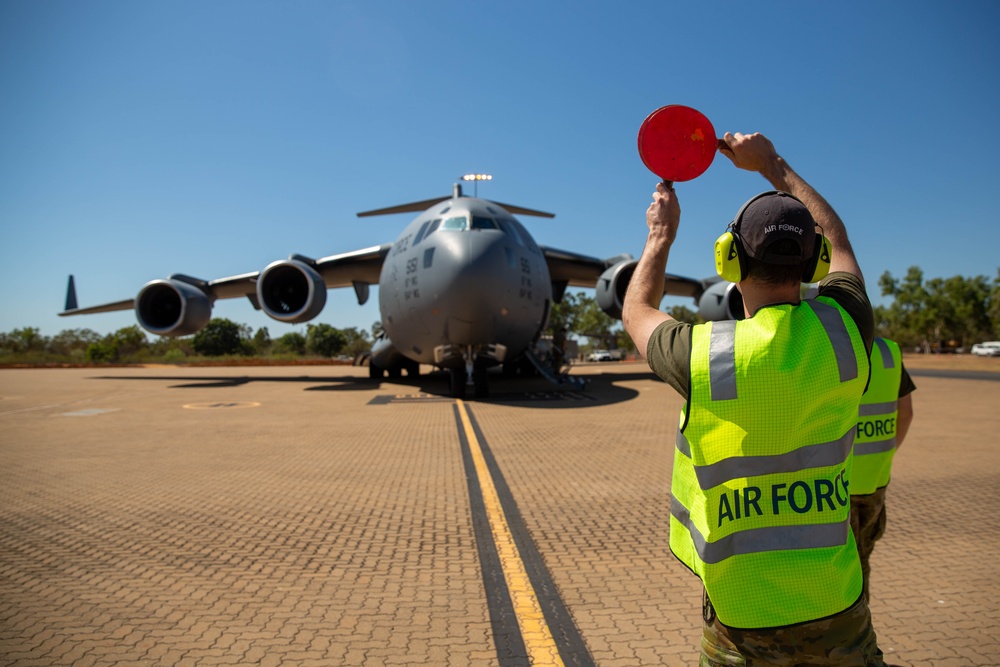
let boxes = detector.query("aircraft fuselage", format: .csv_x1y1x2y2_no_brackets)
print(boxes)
378,196,551,368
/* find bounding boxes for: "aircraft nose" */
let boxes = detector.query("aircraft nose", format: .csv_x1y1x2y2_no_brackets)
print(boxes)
440,233,512,344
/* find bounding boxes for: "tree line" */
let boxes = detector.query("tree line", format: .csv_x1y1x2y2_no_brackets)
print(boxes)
1,267,997,364
0,321,378,365
875,267,1000,352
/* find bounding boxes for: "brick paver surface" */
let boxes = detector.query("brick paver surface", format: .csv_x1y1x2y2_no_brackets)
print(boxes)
1,361,997,666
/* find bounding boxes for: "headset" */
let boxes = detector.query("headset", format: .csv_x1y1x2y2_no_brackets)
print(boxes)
713,190,832,284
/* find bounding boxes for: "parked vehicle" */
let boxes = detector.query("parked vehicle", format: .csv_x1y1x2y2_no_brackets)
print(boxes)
971,341,1000,357
587,350,614,362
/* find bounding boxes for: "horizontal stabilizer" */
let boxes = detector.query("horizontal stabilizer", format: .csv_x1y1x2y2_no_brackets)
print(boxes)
357,196,452,218
489,200,554,218
357,192,554,219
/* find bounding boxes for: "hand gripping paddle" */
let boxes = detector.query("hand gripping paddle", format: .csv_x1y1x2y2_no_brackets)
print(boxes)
637,105,726,188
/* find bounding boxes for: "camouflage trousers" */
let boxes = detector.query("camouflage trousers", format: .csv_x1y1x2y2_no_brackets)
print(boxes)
850,488,889,603
699,592,885,666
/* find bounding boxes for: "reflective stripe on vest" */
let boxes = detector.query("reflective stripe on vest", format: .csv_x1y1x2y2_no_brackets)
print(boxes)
809,300,860,382
853,337,902,492
708,302,860,401
671,297,868,628
678,428,855,490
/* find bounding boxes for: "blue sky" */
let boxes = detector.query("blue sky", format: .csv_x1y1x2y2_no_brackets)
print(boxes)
2,1,998,340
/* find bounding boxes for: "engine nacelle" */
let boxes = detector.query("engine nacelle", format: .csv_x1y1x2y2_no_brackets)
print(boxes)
370,335,405,370
698,280,745,321
135,279,213,336
595,259,638,320
257,259,327,324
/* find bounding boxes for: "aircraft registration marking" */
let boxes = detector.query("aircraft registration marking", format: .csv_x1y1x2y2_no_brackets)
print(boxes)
455,399,565,667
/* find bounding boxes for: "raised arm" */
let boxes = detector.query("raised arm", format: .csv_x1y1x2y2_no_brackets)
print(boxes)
622,182,680,359
719,132,863,284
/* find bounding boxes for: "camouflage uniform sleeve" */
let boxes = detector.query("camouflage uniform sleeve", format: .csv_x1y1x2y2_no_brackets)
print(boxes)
645,319,692,401
817,271,875,356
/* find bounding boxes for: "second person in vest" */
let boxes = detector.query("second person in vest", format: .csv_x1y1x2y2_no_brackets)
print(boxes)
853,336,916,602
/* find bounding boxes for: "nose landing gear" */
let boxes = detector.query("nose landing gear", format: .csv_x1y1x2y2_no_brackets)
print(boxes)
437,344,506,399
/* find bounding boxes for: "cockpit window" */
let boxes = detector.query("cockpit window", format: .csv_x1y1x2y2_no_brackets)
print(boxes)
422,218,442,240
509,218,540,254
497,218,524,246
441,216,467,231
413,220,431,245
471,216,497,230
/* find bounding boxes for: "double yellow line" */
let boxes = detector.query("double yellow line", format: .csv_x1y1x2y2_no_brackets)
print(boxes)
455,399,565,667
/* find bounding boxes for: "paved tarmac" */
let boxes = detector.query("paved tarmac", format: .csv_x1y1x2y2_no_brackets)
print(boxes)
1,362,998,666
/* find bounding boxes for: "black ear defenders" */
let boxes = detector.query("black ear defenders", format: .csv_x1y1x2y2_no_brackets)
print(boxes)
714,191,831,284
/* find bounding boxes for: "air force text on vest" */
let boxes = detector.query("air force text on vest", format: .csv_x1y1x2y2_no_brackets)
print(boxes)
856,416,897,440
717,468,850,527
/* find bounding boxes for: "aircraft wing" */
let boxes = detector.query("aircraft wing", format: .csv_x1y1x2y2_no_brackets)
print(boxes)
60,244,393,318
312,243,392,289
540,245,704,299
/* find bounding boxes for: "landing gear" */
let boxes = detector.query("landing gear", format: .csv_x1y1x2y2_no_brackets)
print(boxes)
436,343,506,400
447,365,489,399
370,358,419,379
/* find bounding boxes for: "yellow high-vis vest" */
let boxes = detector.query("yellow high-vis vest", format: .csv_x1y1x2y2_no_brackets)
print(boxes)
852,337,902,494
670,297,870,629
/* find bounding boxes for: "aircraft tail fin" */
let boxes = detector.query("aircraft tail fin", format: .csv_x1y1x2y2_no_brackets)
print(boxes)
64,275,78,311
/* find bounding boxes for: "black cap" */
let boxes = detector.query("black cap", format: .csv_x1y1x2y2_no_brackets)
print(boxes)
737,191,816,265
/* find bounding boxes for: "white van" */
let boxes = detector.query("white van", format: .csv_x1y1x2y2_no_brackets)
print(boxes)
970,341,1000,357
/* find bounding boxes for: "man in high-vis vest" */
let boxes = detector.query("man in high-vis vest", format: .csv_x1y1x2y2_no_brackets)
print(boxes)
852,337,915,602
624,131,885,666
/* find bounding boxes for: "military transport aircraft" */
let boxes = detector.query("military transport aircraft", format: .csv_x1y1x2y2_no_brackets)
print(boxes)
59,182,744,398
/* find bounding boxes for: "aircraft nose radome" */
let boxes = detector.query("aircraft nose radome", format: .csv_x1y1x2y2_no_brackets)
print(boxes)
441,234,509,343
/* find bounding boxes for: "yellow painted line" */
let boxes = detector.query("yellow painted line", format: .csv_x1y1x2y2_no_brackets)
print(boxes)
455,399,564,667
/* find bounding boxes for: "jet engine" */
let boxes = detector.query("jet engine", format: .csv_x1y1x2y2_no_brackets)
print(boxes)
370,335,405,370
697,280,745,321
135,278,213,336
257,259,327,324
369,335,419,378
595,259,637,320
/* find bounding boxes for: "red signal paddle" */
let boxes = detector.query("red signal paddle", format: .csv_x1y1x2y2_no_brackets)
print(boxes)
637,104,726,189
